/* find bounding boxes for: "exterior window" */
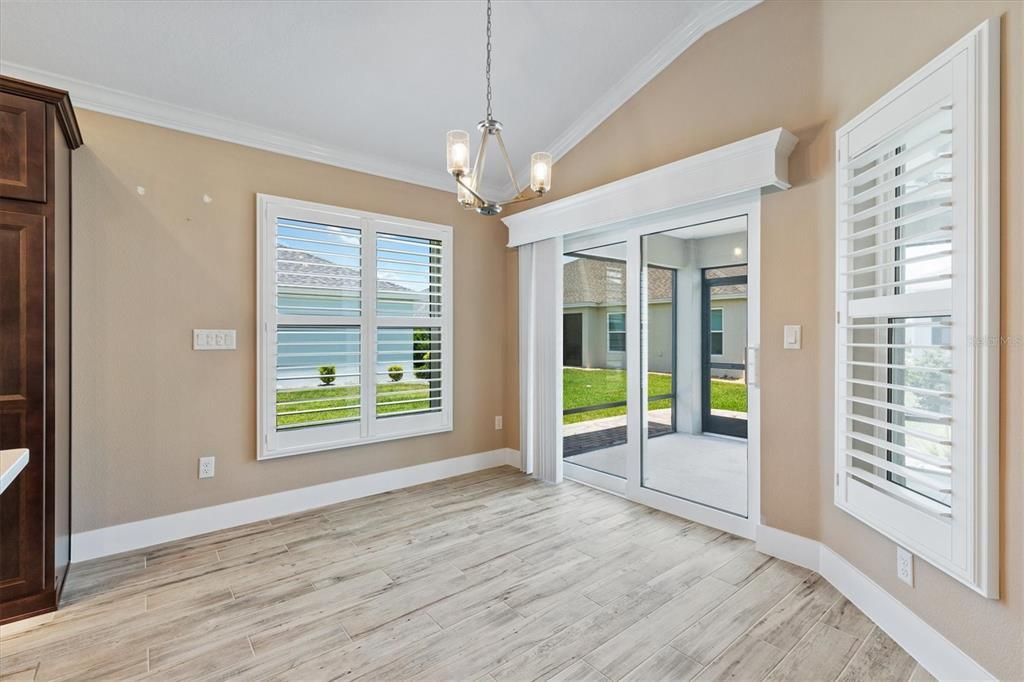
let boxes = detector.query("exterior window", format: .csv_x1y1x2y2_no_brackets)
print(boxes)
710,307,724,355
884,315,952,507
607,312,626,352
834,21,998,597
258,195,452,459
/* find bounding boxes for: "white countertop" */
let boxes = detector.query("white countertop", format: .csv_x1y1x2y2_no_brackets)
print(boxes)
0,448,29,494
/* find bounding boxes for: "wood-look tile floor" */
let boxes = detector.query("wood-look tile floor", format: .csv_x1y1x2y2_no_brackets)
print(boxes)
0,467,930,682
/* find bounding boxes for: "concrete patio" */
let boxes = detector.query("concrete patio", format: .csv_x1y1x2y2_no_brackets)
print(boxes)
563,409,748,516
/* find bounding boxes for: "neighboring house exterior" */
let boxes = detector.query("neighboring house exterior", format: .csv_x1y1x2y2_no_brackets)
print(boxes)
278,248,430,316
277,249,433,387
563,258,746,378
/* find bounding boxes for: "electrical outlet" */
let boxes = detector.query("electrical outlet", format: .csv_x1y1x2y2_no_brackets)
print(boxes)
896,545,914,586
495,415,503,430
198,456,215,479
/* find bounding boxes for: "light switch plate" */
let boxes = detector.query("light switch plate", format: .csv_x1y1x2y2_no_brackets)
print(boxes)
783,325,802,350
193,329,236,350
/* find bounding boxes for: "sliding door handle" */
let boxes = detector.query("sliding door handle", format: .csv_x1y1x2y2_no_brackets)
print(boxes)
745,346,759,388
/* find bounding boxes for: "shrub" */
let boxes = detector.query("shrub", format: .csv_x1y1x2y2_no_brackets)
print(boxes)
413,329,434,380
388,365,404,382
414,352,432,380
318,365,336,386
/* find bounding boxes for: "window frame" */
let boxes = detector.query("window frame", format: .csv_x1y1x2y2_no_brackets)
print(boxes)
257,194,453,460
606,311,626,353
710,306,725,357
833,20,999,597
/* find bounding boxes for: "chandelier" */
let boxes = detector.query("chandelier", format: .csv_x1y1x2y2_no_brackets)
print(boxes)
445,0,552,216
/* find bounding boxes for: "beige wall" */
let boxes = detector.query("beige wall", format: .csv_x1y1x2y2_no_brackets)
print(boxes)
504,1,1022,677
72,110,510,533
68,1,1022,674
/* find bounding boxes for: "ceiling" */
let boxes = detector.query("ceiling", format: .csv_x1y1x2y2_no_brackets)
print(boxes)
663,215,747,239
567,214,746,261
0,0,756,196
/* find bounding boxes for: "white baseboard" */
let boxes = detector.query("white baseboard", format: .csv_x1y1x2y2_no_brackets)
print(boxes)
755,525,822,572
71,448,521,563
756,525,994,681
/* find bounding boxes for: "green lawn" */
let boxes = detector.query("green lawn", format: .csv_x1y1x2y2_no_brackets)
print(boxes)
711,379,748,412
563,367,746,424
279,368,745,428
276,381,434,428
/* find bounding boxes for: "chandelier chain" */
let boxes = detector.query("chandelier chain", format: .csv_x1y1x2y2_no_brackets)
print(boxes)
447,0,548,214
485,0,492,121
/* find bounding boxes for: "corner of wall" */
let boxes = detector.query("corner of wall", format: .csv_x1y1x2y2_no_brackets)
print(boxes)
756,524,997,681
503,245,521,452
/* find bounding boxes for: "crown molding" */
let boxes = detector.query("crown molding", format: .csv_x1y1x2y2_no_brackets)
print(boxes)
0,61,459,193
502,0,762,196
0,0,758,197
0,74,83,148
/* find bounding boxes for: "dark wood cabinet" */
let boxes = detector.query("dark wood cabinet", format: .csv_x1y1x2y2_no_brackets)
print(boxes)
0,76,81,624
0,92,47,203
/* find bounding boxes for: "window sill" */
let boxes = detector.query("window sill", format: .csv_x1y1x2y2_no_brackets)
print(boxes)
259,422,453,461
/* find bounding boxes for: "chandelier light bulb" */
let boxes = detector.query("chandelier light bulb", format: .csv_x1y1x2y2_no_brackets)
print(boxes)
530,152,552,193
446,130,471,175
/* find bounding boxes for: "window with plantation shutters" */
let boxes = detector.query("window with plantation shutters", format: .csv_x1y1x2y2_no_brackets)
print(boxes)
834,20,999,597
258,196,452,459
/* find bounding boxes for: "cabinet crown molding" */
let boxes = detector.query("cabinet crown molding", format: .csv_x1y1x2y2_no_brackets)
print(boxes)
0,75,83,149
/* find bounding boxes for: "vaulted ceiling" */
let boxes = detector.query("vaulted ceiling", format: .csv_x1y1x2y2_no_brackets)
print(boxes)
0,0,757,195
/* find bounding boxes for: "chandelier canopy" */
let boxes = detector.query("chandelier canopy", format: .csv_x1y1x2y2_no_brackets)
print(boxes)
445,0,552,216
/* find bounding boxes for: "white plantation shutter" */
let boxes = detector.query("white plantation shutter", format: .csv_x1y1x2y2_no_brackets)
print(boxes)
371,226,450,437
258,197,453,458
834,20,999,596
375,327,443,417
376,232,443,318
270,213,364,453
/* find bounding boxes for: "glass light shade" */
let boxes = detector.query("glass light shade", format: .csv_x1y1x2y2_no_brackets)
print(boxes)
457,175,477,207
446,130,471,175
530,152,552,193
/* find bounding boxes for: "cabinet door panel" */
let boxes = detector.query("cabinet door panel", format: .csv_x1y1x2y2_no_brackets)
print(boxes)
0,93,46,203
0,209,46,603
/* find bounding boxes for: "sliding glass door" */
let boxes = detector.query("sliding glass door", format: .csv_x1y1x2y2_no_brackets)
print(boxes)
637,216,750,518
556,196,760,537
561,243,630,482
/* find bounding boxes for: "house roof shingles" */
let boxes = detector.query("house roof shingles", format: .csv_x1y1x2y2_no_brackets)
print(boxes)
278,249,411,291
278,249,435,315
563,259,746,305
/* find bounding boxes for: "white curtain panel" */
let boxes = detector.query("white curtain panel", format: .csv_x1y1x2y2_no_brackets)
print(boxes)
517,238,563,483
